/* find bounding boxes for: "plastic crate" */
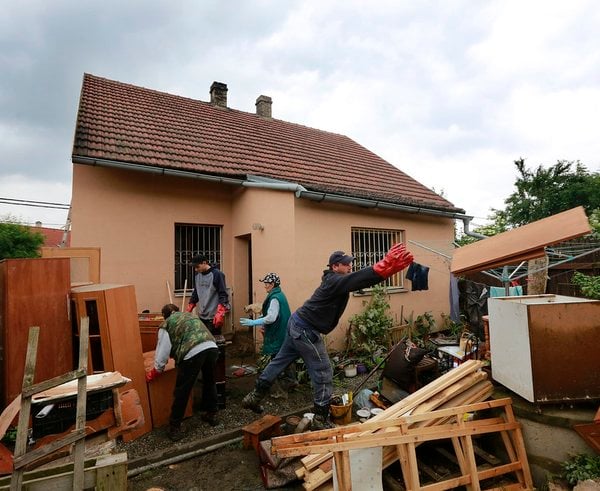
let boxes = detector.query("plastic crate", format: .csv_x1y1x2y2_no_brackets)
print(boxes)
32,389,113,439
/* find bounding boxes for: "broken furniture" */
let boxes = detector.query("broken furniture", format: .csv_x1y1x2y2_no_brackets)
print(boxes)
70,283,152,440
280,360,498,489
0,257,73,408
488,294,600,403
272,397,533,491
242,414,282,452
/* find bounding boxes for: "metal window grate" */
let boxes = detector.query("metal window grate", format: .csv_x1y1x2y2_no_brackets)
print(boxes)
175,224,222,292
351,227,405,288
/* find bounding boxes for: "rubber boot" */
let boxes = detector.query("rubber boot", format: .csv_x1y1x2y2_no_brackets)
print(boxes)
311,404,334,430
241,380,270,413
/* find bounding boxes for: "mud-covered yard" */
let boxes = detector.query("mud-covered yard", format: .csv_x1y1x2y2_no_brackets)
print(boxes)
123,332,373,490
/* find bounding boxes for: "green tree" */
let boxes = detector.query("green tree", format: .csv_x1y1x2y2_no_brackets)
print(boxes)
494,159,600,227
0,219,45,260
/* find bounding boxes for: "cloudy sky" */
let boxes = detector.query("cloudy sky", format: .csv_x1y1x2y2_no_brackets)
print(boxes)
1,0,599,229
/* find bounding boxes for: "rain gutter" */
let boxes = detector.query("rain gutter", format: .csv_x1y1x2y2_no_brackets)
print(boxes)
73,156,474,222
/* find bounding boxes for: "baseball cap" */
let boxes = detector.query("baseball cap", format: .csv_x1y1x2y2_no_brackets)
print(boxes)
259,272,281,286
328,250,355,266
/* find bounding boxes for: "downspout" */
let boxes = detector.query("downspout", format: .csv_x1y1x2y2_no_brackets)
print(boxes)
461,216,488,240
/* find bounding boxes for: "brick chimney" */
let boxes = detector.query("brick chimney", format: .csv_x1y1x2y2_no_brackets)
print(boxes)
255,95,272,118
210,82,228,108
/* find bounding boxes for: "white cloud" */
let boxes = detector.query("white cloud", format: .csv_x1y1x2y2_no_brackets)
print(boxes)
1,0,599,226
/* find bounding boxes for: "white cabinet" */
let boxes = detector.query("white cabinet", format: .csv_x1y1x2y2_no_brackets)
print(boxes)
488,294,599,403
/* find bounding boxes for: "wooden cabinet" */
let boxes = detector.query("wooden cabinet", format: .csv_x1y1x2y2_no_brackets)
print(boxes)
70,283,152,439
0,258,72,408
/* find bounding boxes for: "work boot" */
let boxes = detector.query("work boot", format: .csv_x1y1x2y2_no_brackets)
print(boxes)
310,404,334,431
241,380,270,413
167,423,184,442
200,411,219,427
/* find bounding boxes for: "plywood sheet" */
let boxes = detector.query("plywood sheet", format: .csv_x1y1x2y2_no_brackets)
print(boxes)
451,207,591,274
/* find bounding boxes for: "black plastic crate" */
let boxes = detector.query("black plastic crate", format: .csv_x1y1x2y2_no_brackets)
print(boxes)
32,389,113,439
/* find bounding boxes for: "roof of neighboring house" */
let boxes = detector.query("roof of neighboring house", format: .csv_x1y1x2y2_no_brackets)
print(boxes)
31,225,70,247
73,73,464,214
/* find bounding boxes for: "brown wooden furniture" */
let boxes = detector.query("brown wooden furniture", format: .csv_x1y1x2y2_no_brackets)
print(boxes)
0,258,72,408
242,414,282,452
138,313,163,352
142,351,192,428
41,247,101,286
70,284,152,440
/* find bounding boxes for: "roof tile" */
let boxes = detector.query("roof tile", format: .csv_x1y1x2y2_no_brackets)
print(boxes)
72,74,463,213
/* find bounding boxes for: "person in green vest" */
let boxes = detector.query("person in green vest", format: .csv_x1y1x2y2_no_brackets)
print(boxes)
146,304,219,441
240,273,296,396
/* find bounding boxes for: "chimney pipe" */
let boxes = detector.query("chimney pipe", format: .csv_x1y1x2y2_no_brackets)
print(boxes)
255,95,272,118
210,82,228,108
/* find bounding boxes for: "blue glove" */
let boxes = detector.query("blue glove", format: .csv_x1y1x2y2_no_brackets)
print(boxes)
240,317,265,327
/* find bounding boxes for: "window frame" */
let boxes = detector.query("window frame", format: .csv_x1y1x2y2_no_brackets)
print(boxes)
351,226,407,294
174,223,223,294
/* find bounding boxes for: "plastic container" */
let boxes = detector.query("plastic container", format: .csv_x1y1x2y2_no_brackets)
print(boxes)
344,364,357,377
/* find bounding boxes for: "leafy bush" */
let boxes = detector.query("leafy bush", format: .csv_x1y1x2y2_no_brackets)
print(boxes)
562,453,600,485
0,220,44,260
572,272,600,300
348,285,393,365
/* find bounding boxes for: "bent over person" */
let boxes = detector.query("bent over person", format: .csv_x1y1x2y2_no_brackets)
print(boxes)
242,243,414,429
146,304,220,441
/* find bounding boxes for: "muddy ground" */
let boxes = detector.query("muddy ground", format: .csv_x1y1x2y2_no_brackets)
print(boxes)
123,330,376,491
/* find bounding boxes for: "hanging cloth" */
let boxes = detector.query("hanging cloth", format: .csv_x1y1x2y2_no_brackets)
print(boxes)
405,262,430,291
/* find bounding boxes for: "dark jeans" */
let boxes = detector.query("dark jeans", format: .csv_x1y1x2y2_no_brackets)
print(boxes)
258,314,332,407
202,318,220,336
170,347,219,426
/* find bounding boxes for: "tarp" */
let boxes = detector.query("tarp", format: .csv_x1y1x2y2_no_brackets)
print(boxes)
451,206,592,275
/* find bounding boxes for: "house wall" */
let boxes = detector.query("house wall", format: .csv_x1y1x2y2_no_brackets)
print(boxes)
291,198,454,350
70,164,234,311
71,164,455,351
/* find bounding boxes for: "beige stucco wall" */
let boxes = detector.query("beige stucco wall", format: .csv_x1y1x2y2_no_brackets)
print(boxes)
71,164,455,350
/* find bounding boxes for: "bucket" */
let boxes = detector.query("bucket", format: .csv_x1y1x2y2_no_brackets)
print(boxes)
330,403,352,425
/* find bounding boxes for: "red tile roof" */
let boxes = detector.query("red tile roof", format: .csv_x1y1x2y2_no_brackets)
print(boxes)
73,74,463,213
31,226,70,247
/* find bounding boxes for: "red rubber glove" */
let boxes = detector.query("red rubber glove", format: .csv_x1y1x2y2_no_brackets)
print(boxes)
213,303,228,328
145,367,162,383
186,303,197,313
373,243,414,279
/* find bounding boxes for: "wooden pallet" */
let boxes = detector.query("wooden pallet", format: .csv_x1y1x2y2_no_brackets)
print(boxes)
272,398,533,491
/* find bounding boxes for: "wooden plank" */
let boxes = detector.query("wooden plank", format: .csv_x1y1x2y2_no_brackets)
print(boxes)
0,396,21,440
300,361,485,471
276,420,520,457
11,326,39,491
72,317,89,491
451,206,591,274
0,453,127,491
332,450,351,491
504,405,534,489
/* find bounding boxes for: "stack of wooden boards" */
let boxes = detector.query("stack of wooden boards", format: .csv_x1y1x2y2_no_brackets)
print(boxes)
271,360,534,490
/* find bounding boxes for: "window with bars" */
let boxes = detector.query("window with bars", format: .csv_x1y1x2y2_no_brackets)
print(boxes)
351,227,406,289
174,224,222,292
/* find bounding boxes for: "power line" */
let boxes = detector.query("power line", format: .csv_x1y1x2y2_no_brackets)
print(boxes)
0,197,70,210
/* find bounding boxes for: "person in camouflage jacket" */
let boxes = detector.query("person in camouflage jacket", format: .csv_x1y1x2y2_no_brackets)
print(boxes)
146,304,220,440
